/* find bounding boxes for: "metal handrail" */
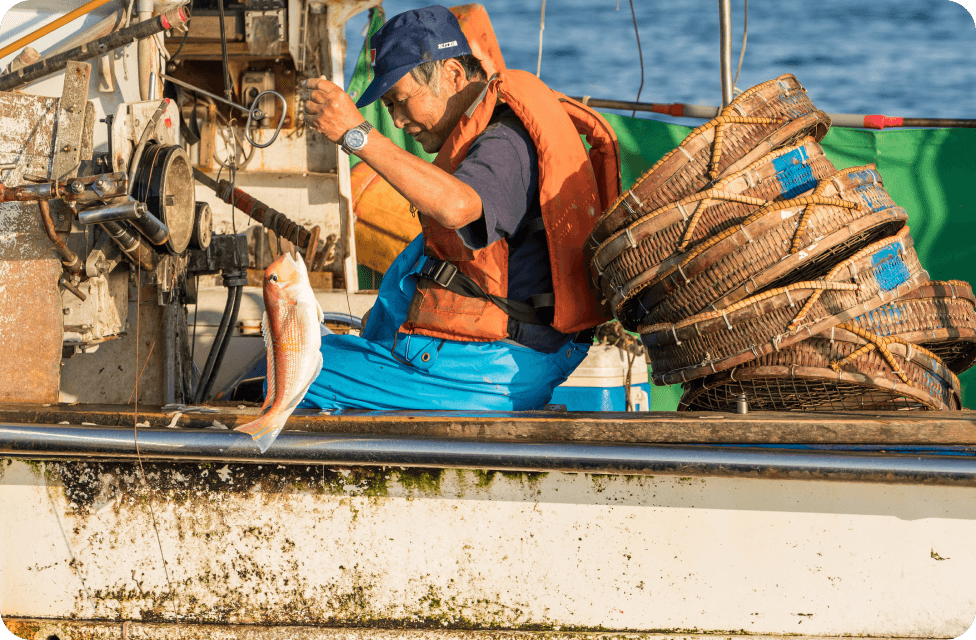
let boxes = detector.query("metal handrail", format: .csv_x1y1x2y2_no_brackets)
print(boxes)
1,422,975,486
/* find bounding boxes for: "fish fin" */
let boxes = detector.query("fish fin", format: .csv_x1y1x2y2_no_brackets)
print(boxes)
234,411,288,454
285,350,323,412
260,311,276,412
315,298,324,325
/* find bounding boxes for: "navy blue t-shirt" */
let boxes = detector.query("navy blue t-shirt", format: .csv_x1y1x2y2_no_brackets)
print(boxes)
453,105,574,353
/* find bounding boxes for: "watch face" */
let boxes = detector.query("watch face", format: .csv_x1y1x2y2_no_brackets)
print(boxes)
345,128,366,149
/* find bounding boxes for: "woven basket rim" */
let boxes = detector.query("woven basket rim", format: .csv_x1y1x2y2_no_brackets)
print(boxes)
590,102,830,245
599,165,901,326
645,227,931,385
678,361,959,412
591,137,832,280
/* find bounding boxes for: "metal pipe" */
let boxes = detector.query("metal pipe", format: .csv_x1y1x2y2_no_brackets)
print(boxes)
0,5,190,92
0,0,116,61
719,0,733,108
99,220,156,271
38,200,82,273
128,206,169,245
58,276,87,301
566,96,976,129
38,8,124,61
76,199,144,224
136,0,154,100
1,422,975,486
193,168,312,250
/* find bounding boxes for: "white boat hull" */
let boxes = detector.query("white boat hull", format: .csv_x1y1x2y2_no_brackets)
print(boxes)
3,457,974,637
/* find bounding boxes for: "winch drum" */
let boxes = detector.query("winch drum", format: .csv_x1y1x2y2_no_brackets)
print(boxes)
132,143,195,255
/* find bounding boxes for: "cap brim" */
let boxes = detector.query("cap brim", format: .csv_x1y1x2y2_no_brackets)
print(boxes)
355,62,417,108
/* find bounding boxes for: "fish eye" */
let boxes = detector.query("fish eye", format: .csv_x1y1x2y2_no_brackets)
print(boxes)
269,274,278,282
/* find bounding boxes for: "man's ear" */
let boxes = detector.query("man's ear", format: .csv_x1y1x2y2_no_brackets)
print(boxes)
443,58,466,92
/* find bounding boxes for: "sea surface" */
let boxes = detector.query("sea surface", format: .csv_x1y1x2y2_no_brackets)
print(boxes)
344,0,976,122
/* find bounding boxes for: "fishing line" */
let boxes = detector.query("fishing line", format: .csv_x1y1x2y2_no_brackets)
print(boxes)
732,0,748,94
628,0,644,117
131,259,179,621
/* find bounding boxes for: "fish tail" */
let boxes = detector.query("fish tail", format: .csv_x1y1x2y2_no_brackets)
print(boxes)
234,413,286,454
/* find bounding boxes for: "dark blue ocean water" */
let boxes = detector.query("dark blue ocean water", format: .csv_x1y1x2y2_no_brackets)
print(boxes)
344,0,976,122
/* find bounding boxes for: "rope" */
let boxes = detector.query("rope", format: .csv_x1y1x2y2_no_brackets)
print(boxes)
830,323,919,385
707,116,784,179
667,279,859,333
674,189,770,251
788,230,906,330
787,166,865,254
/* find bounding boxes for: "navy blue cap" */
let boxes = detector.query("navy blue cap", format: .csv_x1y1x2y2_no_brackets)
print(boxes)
355,5,473,108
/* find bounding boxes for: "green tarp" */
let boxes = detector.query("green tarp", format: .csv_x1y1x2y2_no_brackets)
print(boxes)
347,10,976,409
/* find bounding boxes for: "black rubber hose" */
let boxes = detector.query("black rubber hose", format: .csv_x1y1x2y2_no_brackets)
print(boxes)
0,5,190,92
193,281,239,403
198,284,242,402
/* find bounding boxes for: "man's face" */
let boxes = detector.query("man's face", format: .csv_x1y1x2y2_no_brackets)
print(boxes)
381,70,457,154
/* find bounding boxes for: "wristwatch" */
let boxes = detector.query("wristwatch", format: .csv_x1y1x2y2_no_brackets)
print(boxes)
340,121,373,155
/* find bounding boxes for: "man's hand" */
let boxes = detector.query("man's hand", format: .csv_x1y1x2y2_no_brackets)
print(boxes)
304,76,365,143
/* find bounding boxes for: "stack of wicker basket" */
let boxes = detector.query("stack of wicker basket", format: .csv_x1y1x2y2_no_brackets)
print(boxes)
587,74,976,411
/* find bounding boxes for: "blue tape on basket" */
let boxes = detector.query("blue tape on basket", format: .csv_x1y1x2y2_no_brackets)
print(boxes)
858,302,905,336
872,245,911,291
853,185,890,213
772,147,816,198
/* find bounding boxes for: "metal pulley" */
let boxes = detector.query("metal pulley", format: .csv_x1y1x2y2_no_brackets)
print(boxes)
131,143,195,254
191,201,213,251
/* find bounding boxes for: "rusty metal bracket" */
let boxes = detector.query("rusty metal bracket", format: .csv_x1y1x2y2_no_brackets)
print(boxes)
51,61,92,183
48,61,93,226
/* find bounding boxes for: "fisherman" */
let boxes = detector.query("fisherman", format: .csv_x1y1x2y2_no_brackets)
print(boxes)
300,4,617,411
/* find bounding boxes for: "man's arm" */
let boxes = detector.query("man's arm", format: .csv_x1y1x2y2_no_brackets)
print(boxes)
303,77,482,229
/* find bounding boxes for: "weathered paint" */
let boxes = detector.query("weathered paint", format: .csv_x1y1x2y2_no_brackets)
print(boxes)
2,458,975,636
5,621,954,640
0,91,69,403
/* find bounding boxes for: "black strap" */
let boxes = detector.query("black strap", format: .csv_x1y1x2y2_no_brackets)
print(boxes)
418,256,554,326
509,216,546,248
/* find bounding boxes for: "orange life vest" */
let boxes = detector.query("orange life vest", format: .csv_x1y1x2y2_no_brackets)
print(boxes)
399,69,619,342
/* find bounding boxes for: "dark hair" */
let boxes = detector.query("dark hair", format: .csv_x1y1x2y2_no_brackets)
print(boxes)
409,54,488,93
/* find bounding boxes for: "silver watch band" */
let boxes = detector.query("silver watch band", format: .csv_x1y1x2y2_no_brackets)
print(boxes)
341,121,373,155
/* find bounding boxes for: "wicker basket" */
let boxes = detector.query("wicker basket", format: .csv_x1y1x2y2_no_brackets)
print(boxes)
590,138,837,324
677,331,961,412
641,227,929,385
844,280,976,374
633,166,908,327
588,74,831,246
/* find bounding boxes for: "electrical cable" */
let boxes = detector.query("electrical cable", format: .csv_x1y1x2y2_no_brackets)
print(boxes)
168,0,192,64
217,0,233,103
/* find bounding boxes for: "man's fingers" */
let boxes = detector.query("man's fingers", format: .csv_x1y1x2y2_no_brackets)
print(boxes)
303,76,332,90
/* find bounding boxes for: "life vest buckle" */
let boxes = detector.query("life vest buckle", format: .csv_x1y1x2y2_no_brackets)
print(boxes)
419,256,459,288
